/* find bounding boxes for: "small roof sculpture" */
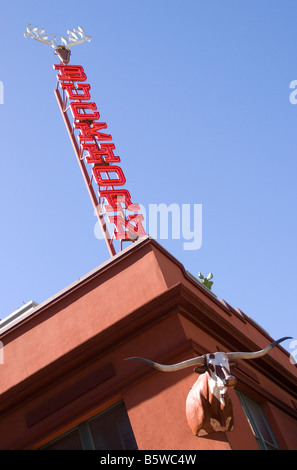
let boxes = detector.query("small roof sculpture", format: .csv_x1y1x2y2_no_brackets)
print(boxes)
198,272,214,291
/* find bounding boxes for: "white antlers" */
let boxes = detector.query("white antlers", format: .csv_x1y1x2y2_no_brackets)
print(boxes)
24,25,52,46
66,27,91,47
24,25,91,50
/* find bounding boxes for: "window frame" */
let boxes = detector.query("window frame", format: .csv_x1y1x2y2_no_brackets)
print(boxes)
41,401,137,450
236,390,279,450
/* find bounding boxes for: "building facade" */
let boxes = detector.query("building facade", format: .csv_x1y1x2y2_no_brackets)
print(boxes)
0,236,296,450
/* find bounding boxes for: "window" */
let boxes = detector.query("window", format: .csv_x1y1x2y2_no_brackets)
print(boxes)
237,391,279,450
41,428,84,450
42,402,138,450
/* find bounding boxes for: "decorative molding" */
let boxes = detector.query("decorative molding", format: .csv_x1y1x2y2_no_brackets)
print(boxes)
26,363,115,427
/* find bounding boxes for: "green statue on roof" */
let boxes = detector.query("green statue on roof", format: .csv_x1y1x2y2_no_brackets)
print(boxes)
198,272,214,291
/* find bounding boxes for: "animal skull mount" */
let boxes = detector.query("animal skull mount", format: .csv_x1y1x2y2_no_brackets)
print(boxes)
126,337,291,437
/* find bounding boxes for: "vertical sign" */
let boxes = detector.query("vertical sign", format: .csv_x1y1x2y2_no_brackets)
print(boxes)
25,25,146,257
54,64,146,257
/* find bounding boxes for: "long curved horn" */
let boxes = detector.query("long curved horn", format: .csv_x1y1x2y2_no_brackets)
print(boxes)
227,337,292,360
125,355,205,372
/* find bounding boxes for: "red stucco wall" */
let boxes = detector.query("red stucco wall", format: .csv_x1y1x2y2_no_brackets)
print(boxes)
0,238,296,450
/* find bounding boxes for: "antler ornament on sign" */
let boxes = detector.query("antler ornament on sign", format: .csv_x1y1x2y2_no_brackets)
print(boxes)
24,25,91,63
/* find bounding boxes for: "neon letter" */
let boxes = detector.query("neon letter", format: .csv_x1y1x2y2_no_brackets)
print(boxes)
82,143,120,164
54,64,87,81
97,144,120,163
82,143,104,164
92,166,126,186
99,189,140,212
70,102,100,121
60,83,91,100
108,214,146,239
74,122,112,142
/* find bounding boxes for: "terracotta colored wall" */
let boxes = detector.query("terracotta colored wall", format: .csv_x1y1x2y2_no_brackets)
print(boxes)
124,370,231,450
0,239,296,450
226,390,259,450
264,401,297,450
0,245,168,393
0,306,296,450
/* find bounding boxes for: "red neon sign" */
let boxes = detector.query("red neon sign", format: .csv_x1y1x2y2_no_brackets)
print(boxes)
54,63,145,256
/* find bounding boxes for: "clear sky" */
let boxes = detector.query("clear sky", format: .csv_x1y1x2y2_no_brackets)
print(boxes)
0,1,296,354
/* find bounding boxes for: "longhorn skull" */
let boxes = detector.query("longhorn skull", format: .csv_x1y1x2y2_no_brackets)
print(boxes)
126,337,291,436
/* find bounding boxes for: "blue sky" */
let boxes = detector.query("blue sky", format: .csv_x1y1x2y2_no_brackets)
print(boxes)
0,1,296,353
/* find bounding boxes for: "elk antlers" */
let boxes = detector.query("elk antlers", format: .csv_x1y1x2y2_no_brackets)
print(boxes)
24,25,91,50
